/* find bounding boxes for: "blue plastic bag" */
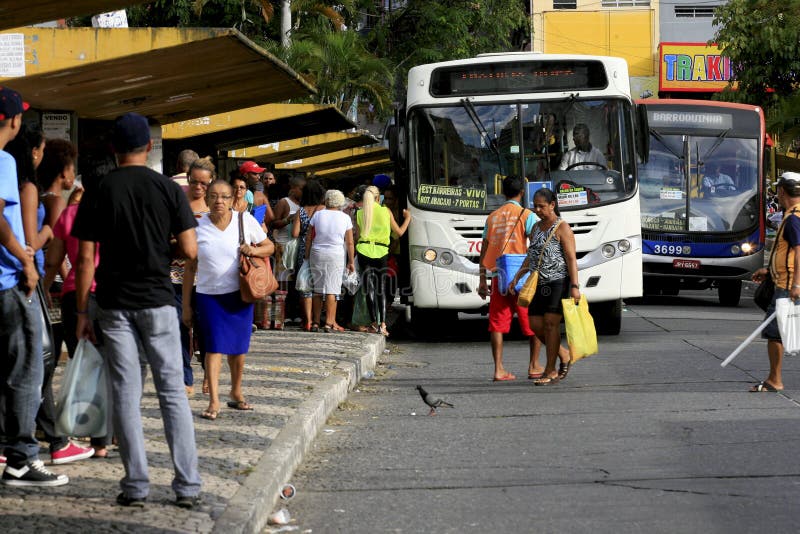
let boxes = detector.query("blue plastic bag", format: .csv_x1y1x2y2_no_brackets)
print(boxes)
55,339,108,437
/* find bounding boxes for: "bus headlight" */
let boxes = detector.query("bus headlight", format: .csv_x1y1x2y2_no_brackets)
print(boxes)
617,239,631,253
602,244,616,258
730,245,741,255
440,251,454,265
423,249,438,262
740,242,753,254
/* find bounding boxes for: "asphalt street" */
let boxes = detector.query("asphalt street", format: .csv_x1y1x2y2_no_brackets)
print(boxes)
279,288,800,533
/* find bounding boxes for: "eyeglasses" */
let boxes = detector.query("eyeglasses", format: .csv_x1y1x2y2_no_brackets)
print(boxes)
208,194,232,201
189,179,211,187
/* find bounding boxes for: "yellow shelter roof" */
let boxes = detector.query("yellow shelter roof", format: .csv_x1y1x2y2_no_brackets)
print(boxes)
162,104,353,152
228,132,379,165
0,27,314,123
277,146,389,174
315,158,393,180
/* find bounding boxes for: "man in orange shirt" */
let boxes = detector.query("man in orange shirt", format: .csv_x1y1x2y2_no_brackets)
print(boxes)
478,176,543,381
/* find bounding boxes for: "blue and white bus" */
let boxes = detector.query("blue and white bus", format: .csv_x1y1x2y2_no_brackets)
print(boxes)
637,99,766,305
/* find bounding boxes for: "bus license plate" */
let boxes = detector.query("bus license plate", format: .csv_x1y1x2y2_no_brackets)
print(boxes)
673,259,700,270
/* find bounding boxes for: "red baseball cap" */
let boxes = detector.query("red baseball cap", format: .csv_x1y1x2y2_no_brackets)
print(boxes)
0,87,29,120
239,160,266,175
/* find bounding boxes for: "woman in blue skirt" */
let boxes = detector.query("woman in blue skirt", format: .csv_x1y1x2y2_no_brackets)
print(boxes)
183,180,273,420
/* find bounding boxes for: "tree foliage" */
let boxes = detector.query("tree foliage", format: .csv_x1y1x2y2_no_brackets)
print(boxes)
712,0,800,108
366,0,529,94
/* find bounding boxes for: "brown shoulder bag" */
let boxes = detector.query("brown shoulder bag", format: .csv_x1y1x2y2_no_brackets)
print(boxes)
239,211,278,303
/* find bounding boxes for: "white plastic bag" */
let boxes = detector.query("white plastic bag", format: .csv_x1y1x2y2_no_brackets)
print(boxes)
295,262,312,293
342,268,360,295
55,339,109,437
776,297,800,356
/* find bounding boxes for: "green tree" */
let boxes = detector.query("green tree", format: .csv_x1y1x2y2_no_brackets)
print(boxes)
367,0,529,96
267,24,393,115
712,0,800,107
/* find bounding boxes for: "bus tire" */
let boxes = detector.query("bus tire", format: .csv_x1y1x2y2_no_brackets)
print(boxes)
718,280,742,307
590,299,622,336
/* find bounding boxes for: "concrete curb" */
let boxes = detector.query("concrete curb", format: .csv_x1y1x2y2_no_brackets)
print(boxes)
212,333,385,534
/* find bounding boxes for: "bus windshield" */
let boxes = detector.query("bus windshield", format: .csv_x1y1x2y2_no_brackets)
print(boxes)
408,98,636,214
639,133,759,233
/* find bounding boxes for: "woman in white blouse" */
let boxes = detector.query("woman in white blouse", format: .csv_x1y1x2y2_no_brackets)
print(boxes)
306,189,355,333
183,180,274,421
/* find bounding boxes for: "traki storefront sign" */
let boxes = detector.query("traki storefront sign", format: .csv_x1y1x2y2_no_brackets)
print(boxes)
659,42,732,93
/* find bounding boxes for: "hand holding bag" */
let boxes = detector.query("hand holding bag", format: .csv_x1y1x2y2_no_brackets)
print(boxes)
55,339,108,437
754,274,775,312
776,297,800,355
295,262,312,293
239,211,278,303
561,294,599,362
517,221,562,308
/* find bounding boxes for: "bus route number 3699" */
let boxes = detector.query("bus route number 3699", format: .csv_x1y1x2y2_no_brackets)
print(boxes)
653,244,691,256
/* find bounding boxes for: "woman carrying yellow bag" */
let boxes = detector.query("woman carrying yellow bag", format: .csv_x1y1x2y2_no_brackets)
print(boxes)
509,188,580,386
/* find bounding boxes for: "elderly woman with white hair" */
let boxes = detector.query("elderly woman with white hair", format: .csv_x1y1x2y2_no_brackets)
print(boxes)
305,189,355,332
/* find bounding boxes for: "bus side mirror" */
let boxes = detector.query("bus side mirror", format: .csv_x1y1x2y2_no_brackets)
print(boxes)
635,104,650,164
387,124,406,166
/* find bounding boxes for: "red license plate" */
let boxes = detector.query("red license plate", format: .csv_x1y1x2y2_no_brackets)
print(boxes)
673,259,701,269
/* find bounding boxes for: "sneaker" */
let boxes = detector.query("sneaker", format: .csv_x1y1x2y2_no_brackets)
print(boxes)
51,442,95,465
175,495,201,509
0,455,6,465
116,492,146,507
1,460,68,487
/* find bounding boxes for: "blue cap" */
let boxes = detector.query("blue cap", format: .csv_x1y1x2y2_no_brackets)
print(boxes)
112,112,150,153
372,174,391,189
0,87,29,120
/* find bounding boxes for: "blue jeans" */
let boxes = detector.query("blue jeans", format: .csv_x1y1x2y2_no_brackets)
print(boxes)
97,305,201,498
0,285,44,467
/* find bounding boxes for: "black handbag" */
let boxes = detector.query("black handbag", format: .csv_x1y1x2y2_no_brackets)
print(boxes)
754,274,774,312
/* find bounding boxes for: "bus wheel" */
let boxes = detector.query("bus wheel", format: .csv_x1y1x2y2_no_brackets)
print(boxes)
589,299,622,336
718,280,742,307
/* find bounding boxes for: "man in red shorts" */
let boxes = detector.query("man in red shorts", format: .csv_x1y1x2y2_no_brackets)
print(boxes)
478,176,543,381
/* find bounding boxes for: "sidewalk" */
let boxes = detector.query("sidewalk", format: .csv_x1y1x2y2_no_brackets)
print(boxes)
0,328,384,533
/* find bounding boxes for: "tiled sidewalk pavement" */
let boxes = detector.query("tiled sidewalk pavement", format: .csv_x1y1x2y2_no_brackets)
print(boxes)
0,329,383,533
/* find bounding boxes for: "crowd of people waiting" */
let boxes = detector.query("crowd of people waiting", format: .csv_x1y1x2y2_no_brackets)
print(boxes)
0,85,408,507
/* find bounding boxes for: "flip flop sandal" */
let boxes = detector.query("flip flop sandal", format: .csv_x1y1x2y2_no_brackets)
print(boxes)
558,359,572,380
310,323,319,332
227,400,254,411
527,372,544,380
749,381,779,392
493,373,517,382
200,410,219,420
534,376,560,386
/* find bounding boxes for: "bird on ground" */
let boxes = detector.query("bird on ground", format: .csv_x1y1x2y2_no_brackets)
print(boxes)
416,385,454,416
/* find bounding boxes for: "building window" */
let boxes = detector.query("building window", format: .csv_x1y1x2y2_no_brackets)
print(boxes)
674,6,716,18
553,1,577,8
601,0,650,6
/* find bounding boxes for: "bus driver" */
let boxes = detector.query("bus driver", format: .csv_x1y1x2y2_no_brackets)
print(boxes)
559,123,607,171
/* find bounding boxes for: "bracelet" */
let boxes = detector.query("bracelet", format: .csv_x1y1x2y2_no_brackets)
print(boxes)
570,284,580,289
76,309,88,314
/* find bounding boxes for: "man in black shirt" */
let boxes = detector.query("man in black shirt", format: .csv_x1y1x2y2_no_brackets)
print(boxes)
72,113,202,509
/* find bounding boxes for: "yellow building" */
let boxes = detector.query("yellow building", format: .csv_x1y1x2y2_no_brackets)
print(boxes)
531,0,658,86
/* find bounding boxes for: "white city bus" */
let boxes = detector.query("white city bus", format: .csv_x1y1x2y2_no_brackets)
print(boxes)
390,53,649,334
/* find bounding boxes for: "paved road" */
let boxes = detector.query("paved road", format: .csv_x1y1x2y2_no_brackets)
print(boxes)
282,289,800,533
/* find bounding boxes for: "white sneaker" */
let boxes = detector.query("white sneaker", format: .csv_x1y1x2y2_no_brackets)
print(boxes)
1,460,69,487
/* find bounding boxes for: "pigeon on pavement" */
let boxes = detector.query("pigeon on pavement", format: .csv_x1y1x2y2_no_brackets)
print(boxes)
416,385,454,416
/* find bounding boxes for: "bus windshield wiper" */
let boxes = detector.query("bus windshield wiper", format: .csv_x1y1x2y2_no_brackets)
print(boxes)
699,128,731,165
460,98,499,157
649,128,684,162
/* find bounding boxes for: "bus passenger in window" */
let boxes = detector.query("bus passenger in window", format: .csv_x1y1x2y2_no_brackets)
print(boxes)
559,123,607,170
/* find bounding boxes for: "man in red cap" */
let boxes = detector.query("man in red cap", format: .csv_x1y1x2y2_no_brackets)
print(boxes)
0,87,68,486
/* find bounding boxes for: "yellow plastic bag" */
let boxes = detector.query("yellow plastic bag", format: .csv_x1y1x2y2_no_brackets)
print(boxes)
516,271,539,308
561,294,598,362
